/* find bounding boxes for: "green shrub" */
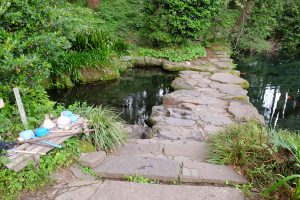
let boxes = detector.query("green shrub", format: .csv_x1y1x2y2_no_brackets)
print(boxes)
209,121,300,199
142,0,223,47
137,43,206,62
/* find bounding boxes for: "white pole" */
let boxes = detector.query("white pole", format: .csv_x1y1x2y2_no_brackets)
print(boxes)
13,88,28,128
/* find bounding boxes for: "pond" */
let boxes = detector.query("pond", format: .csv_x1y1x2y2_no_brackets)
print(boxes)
238,57,300,131
48,68,176,126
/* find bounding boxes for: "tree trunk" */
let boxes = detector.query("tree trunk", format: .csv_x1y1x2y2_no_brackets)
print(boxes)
87,0,100,9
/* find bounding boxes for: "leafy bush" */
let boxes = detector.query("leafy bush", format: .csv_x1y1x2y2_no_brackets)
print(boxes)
0,0,70,87
137,43,207,62
209,121,300,199
142,0,223,47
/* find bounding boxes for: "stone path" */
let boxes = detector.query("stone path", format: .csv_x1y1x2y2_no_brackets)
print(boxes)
24,51,264,200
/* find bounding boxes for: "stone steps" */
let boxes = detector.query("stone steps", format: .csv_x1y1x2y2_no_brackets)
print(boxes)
49,180,244,200
93,155,247,185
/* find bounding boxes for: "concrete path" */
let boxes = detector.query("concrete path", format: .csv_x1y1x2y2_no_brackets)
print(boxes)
25,51,263,199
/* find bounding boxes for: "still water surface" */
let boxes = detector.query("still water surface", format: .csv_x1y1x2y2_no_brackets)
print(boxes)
48,68,176,126
238,57,300,131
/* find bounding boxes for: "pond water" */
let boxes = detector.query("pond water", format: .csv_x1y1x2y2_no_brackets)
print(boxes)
238,57,300,131
48,68,176,126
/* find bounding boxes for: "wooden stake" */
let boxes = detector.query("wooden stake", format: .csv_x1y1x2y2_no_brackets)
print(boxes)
13,88,28,128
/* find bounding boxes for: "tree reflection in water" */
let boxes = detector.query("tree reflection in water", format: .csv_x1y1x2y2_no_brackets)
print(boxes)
238,57,300,131
48,68,176,126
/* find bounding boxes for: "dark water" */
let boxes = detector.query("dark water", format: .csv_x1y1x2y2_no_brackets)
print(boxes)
238,57,300,131
48,68,176,126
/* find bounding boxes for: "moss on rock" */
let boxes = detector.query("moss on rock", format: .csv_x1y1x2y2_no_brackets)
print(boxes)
79,67,120,83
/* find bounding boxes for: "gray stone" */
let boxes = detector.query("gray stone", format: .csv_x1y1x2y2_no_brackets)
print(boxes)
125,124,148,139
93,155,180,182
80,151,106,168
210,82,248,96
50,169,74,184
228,101,264,123
122,56,132,62
132,56,146,66
70,164,95,180
163,90,228,109
199,114,233,126
144,57,163,67
56,182,100,200
161,140,209,160
210,73,249,88
215,62,233,69
113,139,161,156
181,161,248,184
89,180,244,200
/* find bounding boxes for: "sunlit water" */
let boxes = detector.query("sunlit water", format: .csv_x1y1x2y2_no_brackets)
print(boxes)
238,57,300,131
48,68,176,126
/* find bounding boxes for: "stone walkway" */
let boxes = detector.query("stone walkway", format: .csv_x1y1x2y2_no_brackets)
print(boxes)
24,51,263,200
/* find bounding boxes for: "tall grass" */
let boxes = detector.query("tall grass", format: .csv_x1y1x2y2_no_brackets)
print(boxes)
66,103,127,151
208,121,300,199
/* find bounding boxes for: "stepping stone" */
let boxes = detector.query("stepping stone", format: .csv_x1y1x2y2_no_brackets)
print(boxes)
161,140,209,160
228,101,264,124
163,90,228,109
113,139,161,156
89,180,244,200
210,73,249,88
93,155,180,182
79,151,106,168
209,82,248,96
70,164,96,180
181,160,248,184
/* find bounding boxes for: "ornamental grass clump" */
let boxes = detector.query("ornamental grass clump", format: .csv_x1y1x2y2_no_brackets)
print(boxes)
71,103,127,151
208,121,300,199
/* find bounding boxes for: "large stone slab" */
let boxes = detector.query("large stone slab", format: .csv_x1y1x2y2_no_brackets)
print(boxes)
113,139,161,156
89,180,244,200
210,73,249,89
228,101,264,124
79,151,106,168
161,140,209,160
181,161,248,184
93,155,180,182
163,90,228,109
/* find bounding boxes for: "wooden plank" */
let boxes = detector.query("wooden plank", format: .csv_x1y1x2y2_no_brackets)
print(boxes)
6,125,84,171
13,88,28,128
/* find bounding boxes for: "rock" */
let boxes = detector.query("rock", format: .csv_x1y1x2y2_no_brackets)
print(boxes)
125,125,148,139
70,164,96,180
163,90,228,109
215,62,233,69
122,56,132,62
79,68,120,83
210,73,249,89
79,151,106,168
49,169,74,184
113,139,161,156
93,155,180,182
141,127,155,139
181,161,248,184
228,101,264,124
209,82,248,96
132,56,146,66
144,57,163,67
89,180,245,200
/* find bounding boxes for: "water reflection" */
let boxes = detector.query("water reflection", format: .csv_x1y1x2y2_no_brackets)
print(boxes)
238,58,300,131
48,68,176,126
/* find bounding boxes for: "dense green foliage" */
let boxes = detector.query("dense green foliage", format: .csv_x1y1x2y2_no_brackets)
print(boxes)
209,122,300,199
142,0,223,47
230,0,300,56
137,43,206,62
